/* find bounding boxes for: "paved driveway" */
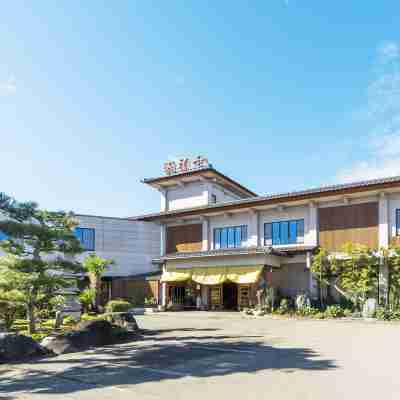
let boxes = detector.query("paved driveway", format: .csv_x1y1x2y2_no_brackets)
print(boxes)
1,312,400,400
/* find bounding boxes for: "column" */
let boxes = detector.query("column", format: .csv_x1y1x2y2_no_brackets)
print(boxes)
379,193,389,248
160,223,167,256
201,217,209,251
378,193,389,304
248,209,259,247
306,251,318,299
159,188,169,212
308,202,318,246
161,282,167,307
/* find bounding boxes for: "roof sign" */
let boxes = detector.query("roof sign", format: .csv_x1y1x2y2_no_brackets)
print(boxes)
163,156,210,176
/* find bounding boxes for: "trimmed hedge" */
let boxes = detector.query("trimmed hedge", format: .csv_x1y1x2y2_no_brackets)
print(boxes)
105,299,133,313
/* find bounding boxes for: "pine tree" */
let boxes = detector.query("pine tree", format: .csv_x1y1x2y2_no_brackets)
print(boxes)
0,193,83,334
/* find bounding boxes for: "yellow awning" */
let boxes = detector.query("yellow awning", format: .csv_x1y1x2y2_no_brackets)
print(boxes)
192,267,227,285
161,266,264,284
160,268,192,282
225,265,263,284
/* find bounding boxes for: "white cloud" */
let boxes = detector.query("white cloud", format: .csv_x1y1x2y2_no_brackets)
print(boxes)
0,76,16,96
335,42,400,183
378,41,400,63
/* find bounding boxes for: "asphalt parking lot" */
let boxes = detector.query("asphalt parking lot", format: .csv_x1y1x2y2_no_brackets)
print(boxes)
2,312,400,400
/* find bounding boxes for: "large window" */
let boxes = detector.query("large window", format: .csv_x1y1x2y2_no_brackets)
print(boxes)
214,225,247,249
0,231,8,241
75,227,95,251
264,219,304,245
397,209,400,236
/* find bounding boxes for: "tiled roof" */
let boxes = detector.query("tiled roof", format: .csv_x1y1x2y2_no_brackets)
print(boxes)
134,175,400,221
152,245,316,263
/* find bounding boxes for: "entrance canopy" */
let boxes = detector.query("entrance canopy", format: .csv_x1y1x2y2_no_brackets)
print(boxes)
161,265,263,285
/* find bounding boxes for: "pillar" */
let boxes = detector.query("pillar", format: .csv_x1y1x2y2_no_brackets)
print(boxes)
306,251,318,300
248,209,259,247
160,223,167,256
308,202,318,246
161,282,167,307
201,217,209,251
378,193,390,304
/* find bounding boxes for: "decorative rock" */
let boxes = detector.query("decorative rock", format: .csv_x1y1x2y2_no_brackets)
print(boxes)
362,298,377,318
41,320,116,355
0,333,47,363
106,312,139,333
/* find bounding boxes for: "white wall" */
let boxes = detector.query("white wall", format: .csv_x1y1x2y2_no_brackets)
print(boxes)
259,205,313,247
167,182,208,211
76,215,160,277
207,204,312,250
209,183,242,204
209,212,252,249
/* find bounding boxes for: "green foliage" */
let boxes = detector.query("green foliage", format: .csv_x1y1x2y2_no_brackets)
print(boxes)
81,313,106,321
295,305,320,317
79,288,96,313
83,254,114,311
105,299,133,313
0,192,83,334
62,316,76,325
277,298,290,315
311,244,379,309
0,290,25,329
324,305,345,318
144,296,156,305
375,307,400,321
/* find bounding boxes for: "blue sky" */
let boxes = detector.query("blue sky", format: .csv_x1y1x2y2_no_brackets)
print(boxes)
1,1,400,217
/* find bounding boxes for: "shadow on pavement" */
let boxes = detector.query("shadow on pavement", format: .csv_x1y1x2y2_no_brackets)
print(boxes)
0,328,337,396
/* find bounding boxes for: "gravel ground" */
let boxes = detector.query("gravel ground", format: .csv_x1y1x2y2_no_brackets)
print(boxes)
1,312,400,400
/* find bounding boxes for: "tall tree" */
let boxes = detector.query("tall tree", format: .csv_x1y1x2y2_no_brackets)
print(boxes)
83,253,114,312
311,243,379,309
0,193,83,334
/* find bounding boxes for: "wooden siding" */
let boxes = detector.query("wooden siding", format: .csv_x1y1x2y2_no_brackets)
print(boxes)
166,224,202,253
318,202,378,251
111,278,159,304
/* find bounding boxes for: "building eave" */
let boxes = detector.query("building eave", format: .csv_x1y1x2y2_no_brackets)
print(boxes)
152,245,316,263
134,175,400,222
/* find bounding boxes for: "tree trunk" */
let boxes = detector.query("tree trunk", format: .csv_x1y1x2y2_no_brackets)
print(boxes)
89,273,102,312
27,303,36,335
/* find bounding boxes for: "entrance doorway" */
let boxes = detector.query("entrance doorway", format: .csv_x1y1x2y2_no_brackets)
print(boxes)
223,282,238,310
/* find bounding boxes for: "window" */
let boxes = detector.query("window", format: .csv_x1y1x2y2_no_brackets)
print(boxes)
0,231,8,241
397,209,400,236
74,227,95,251
264,219,304,245
213,225,247,249
211,194,217,204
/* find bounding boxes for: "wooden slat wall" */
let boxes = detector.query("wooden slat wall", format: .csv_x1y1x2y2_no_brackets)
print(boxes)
318,202,378,251
111,278,159,304
166,224,202,253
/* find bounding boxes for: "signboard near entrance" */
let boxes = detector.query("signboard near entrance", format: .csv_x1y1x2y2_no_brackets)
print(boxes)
163,156,210,176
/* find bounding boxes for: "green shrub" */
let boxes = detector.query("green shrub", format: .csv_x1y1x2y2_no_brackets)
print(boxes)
81,313,106,321
105,299,133,313
375,307,400,321
79,288,96,313
277,298,290,315
296,305,320,317
324,305,345,318
314,312,326,319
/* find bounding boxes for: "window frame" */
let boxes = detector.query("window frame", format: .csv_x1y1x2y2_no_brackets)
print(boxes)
213,225,248,249
75,227,96,251
264,219,305,246
396,209,400,236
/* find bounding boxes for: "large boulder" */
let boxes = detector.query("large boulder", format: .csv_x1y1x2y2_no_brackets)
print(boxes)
0,333,47,363
41,319,128,355
106,312,139,333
